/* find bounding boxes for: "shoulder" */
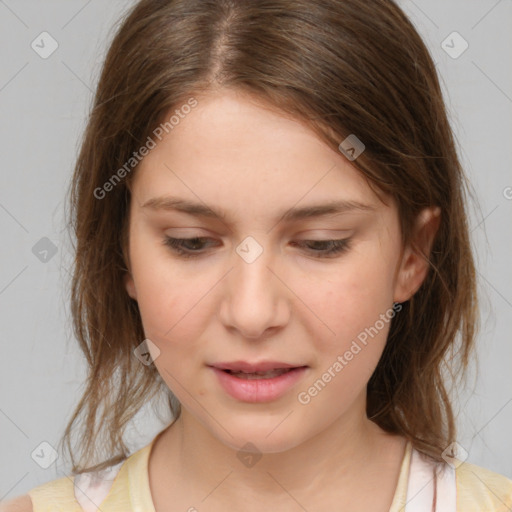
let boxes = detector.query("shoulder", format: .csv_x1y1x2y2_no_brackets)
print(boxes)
455,460,512,510
1,442,153,512
8,476,81,512
0,494,33,512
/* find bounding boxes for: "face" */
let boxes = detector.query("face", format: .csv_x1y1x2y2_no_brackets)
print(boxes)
124,88,436,454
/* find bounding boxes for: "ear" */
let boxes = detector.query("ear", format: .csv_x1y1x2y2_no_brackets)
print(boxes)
124,272,138,301
393,207,441,303
121,224,137,301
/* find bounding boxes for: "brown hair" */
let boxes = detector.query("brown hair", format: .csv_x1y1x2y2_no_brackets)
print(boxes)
60,0,478,474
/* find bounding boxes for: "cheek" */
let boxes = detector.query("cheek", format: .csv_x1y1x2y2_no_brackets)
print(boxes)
132,258,208,390
294,255,397,413
129,234,196,341
129,237,226,379
136,272,204,345
293,250,399,411
304,248,397,348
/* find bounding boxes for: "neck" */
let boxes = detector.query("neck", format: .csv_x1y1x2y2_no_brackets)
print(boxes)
151,397,405,509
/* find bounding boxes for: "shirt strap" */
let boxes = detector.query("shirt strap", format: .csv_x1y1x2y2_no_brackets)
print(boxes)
405,447,457,512
73,461,124,512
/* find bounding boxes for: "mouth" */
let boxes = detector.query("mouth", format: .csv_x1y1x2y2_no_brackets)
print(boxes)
210,360,307,373
208,362,309,402
220,367,304,379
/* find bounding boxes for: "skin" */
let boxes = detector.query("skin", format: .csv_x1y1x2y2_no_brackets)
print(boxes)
124,88,440,511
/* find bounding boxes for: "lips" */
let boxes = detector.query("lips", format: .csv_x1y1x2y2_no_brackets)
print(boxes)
210,361,305,373
210,364,309,402
225,368,295,379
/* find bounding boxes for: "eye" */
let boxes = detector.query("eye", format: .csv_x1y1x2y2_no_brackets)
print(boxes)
162,236,351,259
290,239,351,258
162,236,216,259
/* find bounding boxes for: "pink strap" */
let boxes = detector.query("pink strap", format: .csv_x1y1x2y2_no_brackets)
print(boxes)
73,461,124,512
406,448,457,512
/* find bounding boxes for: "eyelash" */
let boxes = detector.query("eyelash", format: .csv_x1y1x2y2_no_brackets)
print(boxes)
162,236,351,259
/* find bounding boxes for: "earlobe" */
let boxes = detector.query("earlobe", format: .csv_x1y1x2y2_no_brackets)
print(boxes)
124,272,137,300
393,207,441,303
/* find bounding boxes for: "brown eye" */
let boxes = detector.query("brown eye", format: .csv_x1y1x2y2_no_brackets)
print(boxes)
162,237,216,258
291,239,351,258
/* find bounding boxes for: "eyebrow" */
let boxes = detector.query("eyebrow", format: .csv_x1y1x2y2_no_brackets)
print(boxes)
141,196,376,222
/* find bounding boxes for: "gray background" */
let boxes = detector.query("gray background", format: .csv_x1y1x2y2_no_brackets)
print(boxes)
1,0,511,501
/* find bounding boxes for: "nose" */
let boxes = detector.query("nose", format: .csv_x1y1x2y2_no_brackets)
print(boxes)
219,238,290,340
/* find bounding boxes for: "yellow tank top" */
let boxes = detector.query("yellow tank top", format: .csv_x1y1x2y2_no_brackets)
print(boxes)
27,435,512,511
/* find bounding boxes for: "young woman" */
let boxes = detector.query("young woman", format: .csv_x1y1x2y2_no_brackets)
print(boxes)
3,0,511,510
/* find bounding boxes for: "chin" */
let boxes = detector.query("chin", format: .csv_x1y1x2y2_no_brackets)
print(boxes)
211,420,305,455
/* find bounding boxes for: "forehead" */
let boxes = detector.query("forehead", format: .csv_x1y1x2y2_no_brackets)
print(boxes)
131,89,387,221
